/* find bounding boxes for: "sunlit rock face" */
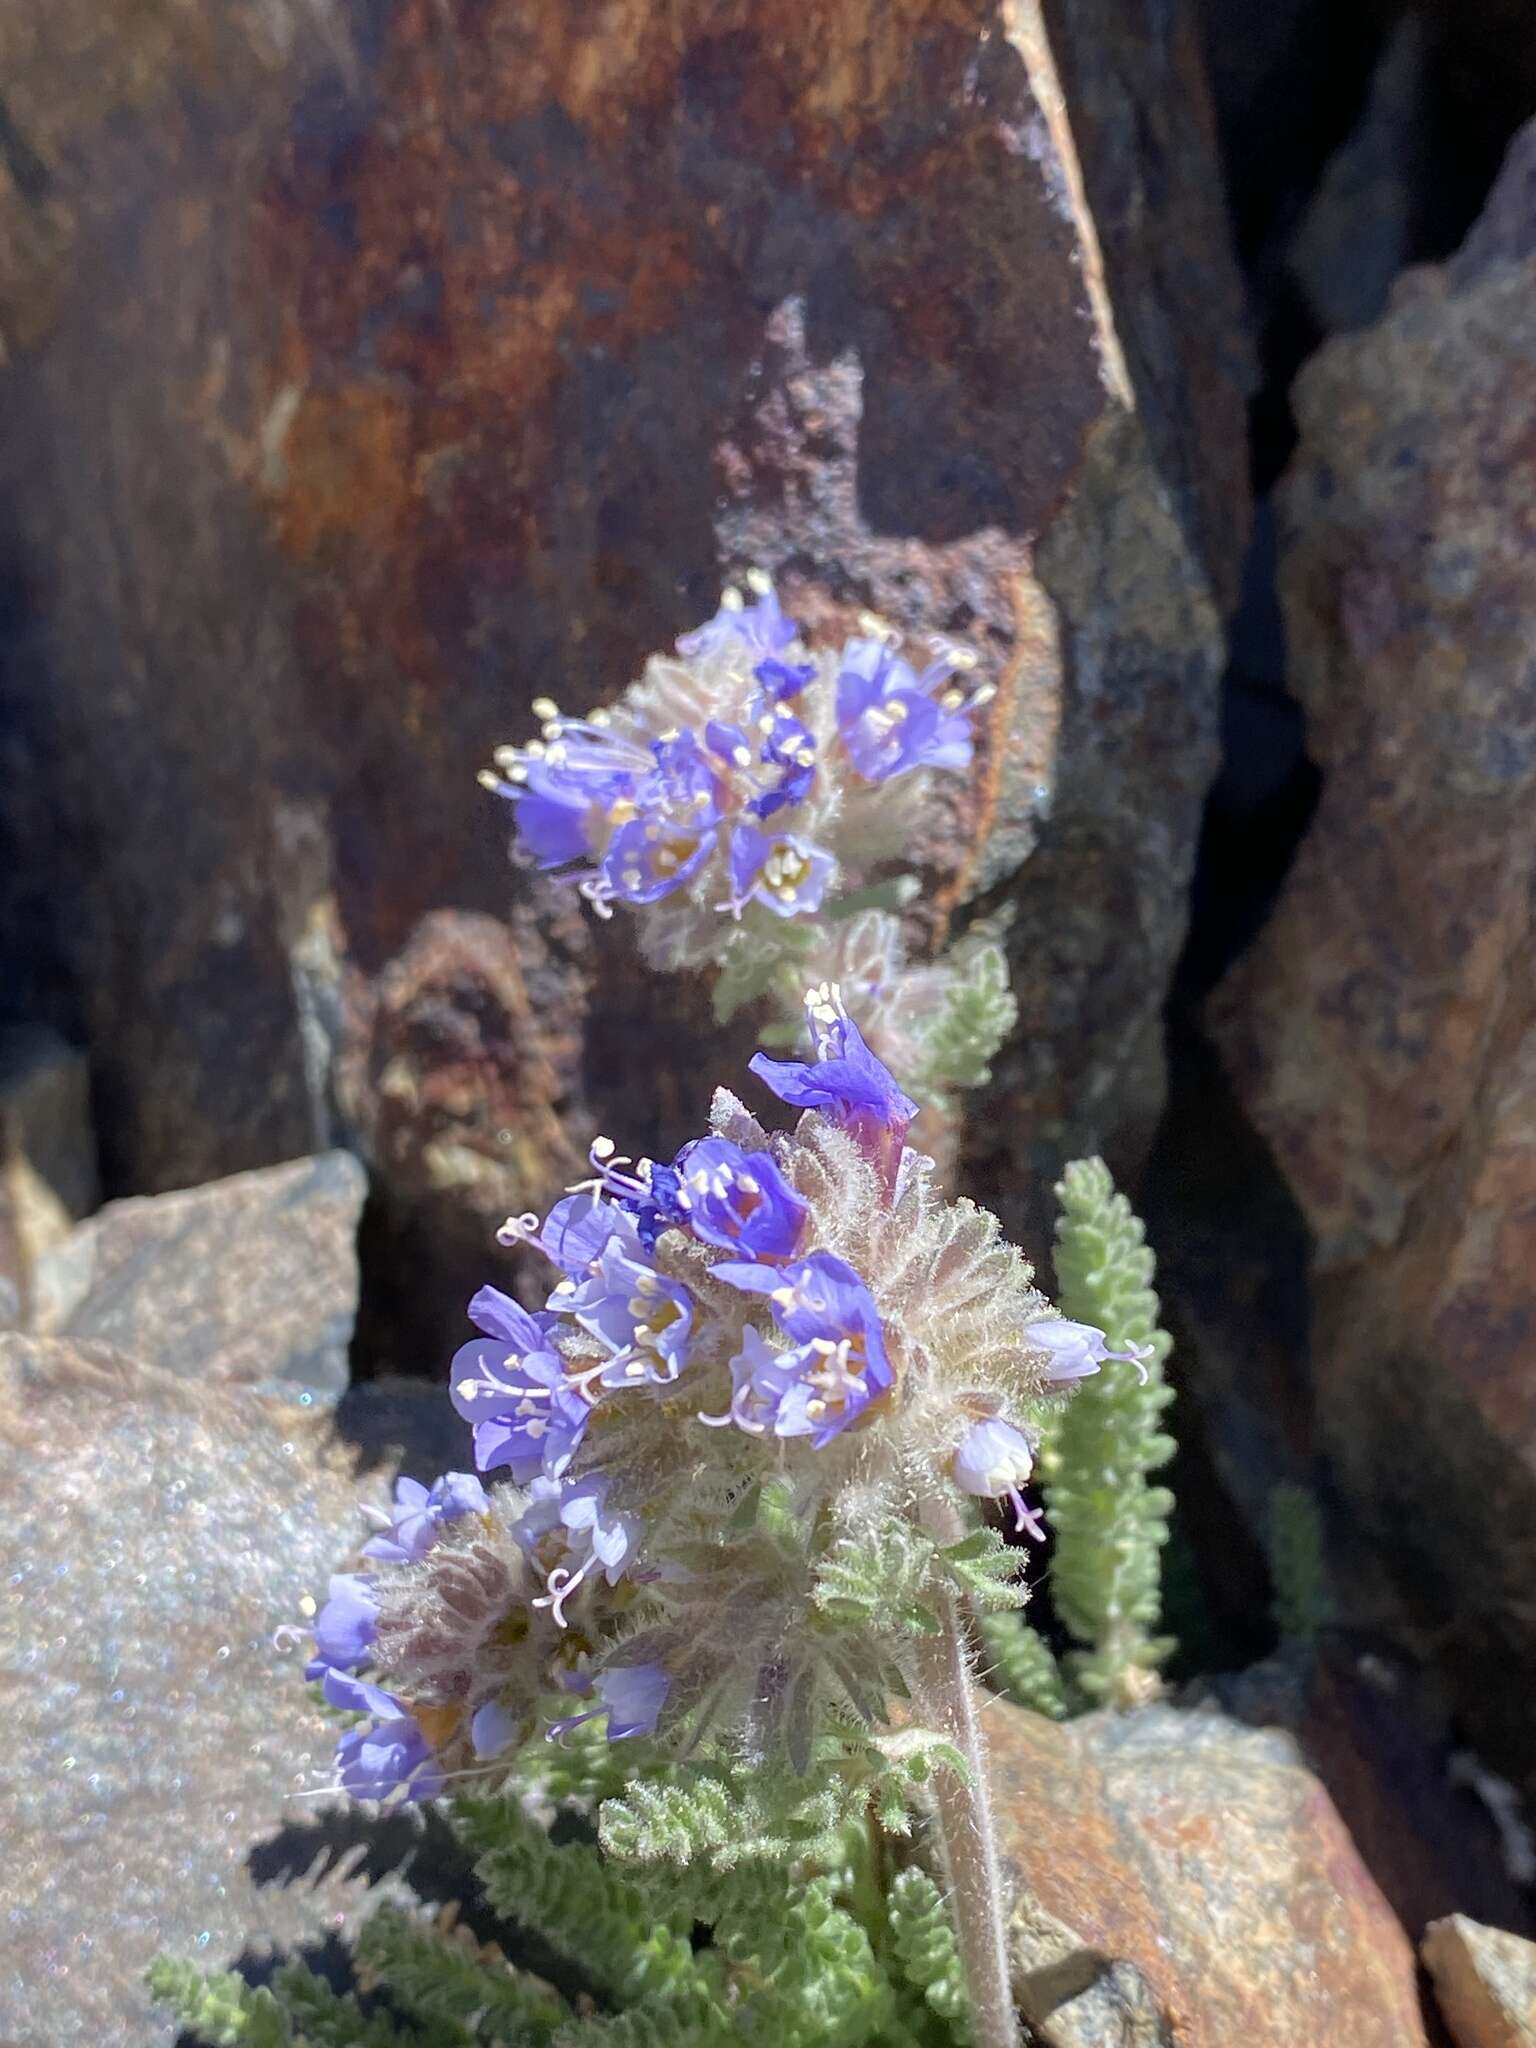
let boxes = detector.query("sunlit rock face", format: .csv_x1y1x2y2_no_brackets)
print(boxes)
0,0,1239,1331
0,1336,428,2046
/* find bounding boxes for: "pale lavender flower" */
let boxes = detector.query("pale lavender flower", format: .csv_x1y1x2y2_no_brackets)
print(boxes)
548,1663,670,1743
835,635,974,782
449,1286,589,1480
953,1417,1046,1540
1026,1318,1150,1384
361,1472,489,1565
306,1573,378,1679
677,585,798,661
324,1668,444,1802
750,983,917,1185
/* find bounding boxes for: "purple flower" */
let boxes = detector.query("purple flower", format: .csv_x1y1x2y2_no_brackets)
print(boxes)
518,1474,643,1627
727,824,834,919
470,1698,520,1760
559,1240,693,1388
548,1663,670,1743
710,1251,893,1445
702,1324,811,1436
1025,1319,1151,1384
485,720,652,869
678,584,799,661
621,1160,686,1254
749,983,917,1186
835,636,974,783
361,1472,489,1565
751,654,816,706
325,1667,444,1802
505,1192,644,1276
600,732,722,904
748,707,818,818
953,1418,1046,1540
672,1136,807,1262
449,1285,589,1480
306,1573,378,1679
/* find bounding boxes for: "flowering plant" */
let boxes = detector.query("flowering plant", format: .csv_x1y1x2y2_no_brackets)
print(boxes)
480,578,1016,1114
243,987,1141,2048
154,591,1179,2048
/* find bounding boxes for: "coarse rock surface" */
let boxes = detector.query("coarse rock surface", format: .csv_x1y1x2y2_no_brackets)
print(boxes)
1209,115,1536,1795
31,1151,365,1397
0,1025,98,1328
989,1696,1430,2047
1424,1915,1536,2048
0,0,1239,1337
1214,1638,1536,1946
0,1336,420,2048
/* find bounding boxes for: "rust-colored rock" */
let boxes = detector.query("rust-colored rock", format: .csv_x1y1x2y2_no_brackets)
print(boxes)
1424,1916,1536,2048
1209,117,1536,1796
989,1697,1430,2047
0,0,1237,1333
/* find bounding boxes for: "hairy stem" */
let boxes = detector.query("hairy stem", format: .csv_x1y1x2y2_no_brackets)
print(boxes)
915,1498,1019,2048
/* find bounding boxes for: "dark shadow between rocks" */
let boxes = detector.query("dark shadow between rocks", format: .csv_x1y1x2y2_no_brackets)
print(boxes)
231,1798,602,2022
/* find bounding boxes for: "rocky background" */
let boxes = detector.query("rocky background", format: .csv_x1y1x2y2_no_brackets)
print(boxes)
4,0,1536,2042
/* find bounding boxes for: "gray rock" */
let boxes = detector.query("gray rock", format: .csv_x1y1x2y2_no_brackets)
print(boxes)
1210,115,1536,1802
33,1151,365,1397
0,1026,98,1327
0,1336,410,2048
1423,1915,1536,2048
1012,1894,1173,2047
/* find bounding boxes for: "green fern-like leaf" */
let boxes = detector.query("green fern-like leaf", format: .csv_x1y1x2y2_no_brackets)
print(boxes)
909,939,1017,1099
457,1797,711,2017
885,1866,971,2040
1267,1481,1335,1644
813,1522,941,1639
1044,1158,1177,1706
934,1526,1027,1614
976,1614,1071,1721
146,1961,293,2048
354,1904,567,2042
724,1876,896,2048
147,1957,436,2048
267,1964,440,2048
600,1758,854,1874
554,2010,728,2048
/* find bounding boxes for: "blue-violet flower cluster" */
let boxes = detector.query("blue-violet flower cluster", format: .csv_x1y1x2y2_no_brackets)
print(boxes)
303,986,1144,1798
478,577,991,965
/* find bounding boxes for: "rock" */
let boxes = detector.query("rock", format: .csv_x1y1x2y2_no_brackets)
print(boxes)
989,1697,1430,2047
1424,1916,1536,2048
1012,1893,1172,2048
1285,17,1425,336
1214,1638,1536,1946
0,0,1238,1327
32,1151,365,1397
1209,117,1536,1796
0,1335,409,2047
0,1025,98,1326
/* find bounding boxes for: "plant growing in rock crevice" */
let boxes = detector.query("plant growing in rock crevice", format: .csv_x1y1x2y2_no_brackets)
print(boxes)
154,586,1181,2048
